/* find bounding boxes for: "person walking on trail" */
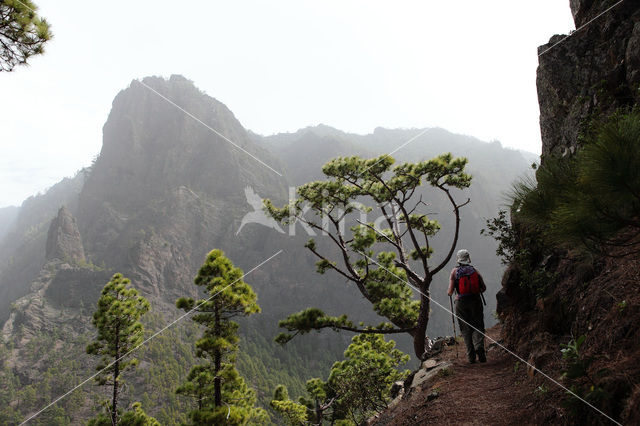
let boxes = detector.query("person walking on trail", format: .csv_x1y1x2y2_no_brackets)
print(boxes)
447,249,487,364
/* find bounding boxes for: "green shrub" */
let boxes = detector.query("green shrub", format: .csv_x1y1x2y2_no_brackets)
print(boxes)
484,111,640,298
560,335,614,423
482,209,554,297
512,110,640,254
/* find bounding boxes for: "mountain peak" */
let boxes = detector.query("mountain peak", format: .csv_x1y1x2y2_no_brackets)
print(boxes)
168,74,190,82
83,75,281,210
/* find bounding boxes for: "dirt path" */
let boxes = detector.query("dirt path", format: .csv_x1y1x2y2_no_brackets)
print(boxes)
371,325,562,425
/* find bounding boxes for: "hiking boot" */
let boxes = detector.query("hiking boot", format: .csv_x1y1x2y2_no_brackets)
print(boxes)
468,351,476,364
477,350,486,363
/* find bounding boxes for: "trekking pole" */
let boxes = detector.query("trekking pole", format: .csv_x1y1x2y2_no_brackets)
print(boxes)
449,295,459,359
480,292,487,306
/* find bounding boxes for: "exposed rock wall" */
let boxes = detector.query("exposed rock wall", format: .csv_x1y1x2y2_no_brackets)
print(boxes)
537,0,640,156
495,2,640,422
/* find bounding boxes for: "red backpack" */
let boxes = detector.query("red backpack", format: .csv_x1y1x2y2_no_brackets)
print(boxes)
456,265,481,295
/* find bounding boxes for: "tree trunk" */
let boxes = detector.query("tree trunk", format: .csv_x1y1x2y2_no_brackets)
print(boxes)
214,350,222,408
315,398,322,425
112,325,120,425
413,282,431,360
214,306,222,408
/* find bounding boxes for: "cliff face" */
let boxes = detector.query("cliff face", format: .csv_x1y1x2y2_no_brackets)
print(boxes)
495,2,640,424
82,75,284,211
3,207,104,376
76,75,289,303
537,0,640,156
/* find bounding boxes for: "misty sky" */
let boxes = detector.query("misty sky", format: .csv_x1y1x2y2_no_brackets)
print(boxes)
0,1,575,208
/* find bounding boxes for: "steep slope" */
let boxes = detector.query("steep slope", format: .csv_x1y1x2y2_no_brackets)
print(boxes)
1,207,114,424
45,206,86,262
78,75,287,293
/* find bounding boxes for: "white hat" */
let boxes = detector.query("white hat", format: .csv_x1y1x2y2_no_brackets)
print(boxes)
456,249,471,265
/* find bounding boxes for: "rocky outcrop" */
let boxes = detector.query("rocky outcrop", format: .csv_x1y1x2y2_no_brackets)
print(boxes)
1,262,104,369
80,74,286,216
381,336,456,415
0,174,83,323
45,206,85,262
537,0,640,156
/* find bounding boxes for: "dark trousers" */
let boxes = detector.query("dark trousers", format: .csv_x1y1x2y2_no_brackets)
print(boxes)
455,295,485,361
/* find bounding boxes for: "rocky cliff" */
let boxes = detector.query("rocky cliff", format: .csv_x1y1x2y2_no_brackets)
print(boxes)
77,75,288,302
537,0,640,156
2,209,110,393
0,174,84,324
494,1,640,424
45,206,85,262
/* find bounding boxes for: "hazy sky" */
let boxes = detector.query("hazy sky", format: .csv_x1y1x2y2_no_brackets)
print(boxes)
0,1,575,208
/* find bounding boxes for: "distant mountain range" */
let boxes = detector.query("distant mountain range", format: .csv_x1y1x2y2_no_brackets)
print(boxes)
0,75,536,424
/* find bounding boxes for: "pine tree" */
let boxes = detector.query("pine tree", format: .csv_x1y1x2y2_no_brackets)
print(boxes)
88,402,160,426
0,0,52,71
270,385,307,425
271,334,408,425
176,249,267,425
265,153,471,358
328,334,409,424
510,110,640,255
86,273,151,425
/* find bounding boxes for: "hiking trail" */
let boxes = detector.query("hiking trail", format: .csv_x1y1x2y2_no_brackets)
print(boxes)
371,325,567,425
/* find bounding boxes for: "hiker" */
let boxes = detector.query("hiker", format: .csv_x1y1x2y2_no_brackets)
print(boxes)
447,249,487,364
